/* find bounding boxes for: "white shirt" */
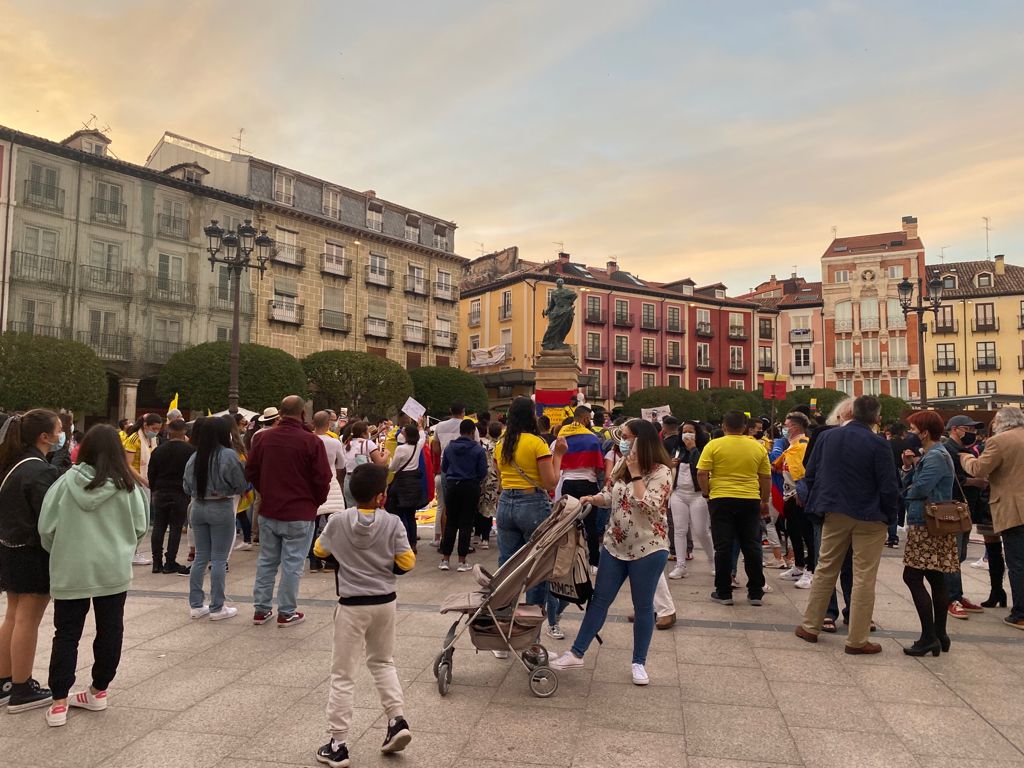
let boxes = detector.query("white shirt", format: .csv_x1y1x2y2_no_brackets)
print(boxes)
390,435,426,474
318,433,345,471
342,437,378,473
317,434,346,516
434,417,478,452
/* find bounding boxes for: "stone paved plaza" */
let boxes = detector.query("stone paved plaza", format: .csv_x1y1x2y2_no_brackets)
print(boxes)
2,534,1022,768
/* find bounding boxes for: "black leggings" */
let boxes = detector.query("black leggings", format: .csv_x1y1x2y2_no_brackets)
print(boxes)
903,566,949,643
785,497,816,571
48,592,127,700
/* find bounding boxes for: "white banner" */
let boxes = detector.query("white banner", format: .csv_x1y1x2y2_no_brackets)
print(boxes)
641,405,672,423
401,397,426,422
469,345,507,367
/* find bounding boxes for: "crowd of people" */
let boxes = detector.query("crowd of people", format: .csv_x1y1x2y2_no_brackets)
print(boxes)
1,392,1022,767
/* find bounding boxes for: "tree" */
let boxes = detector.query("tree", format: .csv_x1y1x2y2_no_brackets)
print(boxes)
878,393,910,425
699,387,764,423
775,387,851,421
302,351,412,420
0,332,106,413
622,386,708,422
157,342,307,412
409,366,488,421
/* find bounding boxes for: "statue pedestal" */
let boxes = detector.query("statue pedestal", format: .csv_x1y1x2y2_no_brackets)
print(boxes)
534,348,581,392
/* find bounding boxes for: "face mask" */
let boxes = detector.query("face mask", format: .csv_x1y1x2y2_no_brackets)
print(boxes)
146,430,160,439
961,432,976,446
54,433,66,450
781,427,789,439
618,438,631,455
754,431,764,441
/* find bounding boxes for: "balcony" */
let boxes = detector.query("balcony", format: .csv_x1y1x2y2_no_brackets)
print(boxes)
861,356,882,371
790,328,813,344
933,359,960,373
156,213,188,240
320,310,352,334
147,277,196,305
614,386,630,402
759,326,774,340
10,251,71,287
208,286,254,315
320,253,352,279
434,283,456,303
433,329,457,349
729,362,749,374
404,274,430,297
887,316,907,330
468,310,481,327
79,265,132,295
728,325,747,340
790,362,815,375
585,384,607,400
76,331,131,361
613,349,636,365
932,319,959,335
758,362,775,373
666,319,684,334
1019,355,1024,371
666,354,685,369
271,245,306,269
973,357,1001,372
364,266,395,289
146,339,185,363
640,316,660,331
695,359,714,372
888,356,910,369
584,346,607,362
22,179,65,213
91,197,127,227
695,322,713,337
6,322,68,339
641,352,659,367
267,300,304,326
498,304,513,321
835,319,854,333
860,317,880,331
834,358,856,372
972,318,1000,333
403,324,428,345
613,313,635,328
364,317,393,339
585,307,604,323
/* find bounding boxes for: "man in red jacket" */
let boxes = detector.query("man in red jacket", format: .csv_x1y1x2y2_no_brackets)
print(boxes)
247,395,332,627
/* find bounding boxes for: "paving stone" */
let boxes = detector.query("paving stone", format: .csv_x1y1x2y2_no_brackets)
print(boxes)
678,662,773,705
790,726,921,768
876,702,1024,761
462,704,581,766
571,726,687,768
98,730,249,768
843,664,966,707
769,682,892,733
683,702,800,763
676,633,760,668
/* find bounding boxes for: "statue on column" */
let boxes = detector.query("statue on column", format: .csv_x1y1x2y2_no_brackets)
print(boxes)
540,278,576,351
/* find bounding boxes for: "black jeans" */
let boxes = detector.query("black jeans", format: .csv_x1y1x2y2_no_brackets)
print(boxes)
48,592,127,700
441,480,480,558
562,479,601,566
709,497,765,598
151,490,189,566
785,497,816,572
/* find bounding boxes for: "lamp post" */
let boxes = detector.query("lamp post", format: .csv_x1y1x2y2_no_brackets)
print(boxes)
897,276,944,407
205,219,273,413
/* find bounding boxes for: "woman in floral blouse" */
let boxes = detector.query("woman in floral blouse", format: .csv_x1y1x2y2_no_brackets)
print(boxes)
549,419,673,686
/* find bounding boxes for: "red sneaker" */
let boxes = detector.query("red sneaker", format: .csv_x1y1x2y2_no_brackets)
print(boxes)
277,611,305,628
948,601,969,620
959,597,984,613
253,609,274,625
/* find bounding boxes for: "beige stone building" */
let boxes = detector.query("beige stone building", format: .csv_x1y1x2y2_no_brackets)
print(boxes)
146,133,466,366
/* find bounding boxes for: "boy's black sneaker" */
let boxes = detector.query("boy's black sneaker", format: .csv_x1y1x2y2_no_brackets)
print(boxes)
0,676,12,706
709,591,734,606
315,741,350,768
381,716,412,753
164,562,190,575
7,678,53,713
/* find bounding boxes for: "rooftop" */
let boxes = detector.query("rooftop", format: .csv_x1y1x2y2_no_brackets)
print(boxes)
926,257,1024,298
822,230,923,258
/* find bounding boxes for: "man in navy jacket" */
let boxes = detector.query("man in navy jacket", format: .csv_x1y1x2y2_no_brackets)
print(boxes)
794,395,898,655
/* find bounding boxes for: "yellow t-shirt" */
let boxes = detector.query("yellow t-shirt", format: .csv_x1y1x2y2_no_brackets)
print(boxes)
123,431,142,472
495,433,552,490
696,434,771,500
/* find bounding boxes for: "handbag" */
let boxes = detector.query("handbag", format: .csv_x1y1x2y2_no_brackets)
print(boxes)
924,452,973,537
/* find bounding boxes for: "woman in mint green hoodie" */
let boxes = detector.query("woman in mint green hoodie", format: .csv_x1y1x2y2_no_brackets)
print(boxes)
37,425,148,727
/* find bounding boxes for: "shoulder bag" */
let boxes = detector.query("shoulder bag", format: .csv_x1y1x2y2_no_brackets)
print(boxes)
925,451,973,536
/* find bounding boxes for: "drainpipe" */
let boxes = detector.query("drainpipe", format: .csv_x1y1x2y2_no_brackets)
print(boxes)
0,142,14,328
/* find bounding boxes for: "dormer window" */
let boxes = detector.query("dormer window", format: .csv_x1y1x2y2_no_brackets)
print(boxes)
433,224,449,251
274,172,295,206
183,168,203,184
977,272,993,288
715,289,726,299
941,274,957,290
681,285,693,296
366,201,384,232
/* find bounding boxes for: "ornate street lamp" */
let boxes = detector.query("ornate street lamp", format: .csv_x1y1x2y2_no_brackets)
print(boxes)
205,218,273,413
898,276,945,407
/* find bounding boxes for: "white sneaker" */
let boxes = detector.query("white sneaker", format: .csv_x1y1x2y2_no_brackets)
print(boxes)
780,567,804,581
491,650,509,659
545,624,565,640
548,651,584,670
69,689,107,711
668,565,687,579
190,605,210,619
479,540,490,550
233,541,252,551
45,702,68,726
762,583,773,593
132,552,152,566
631,663,650,686
969,556,989,570
456,562,472,572
209,606,238,621
794,572,813,589
438,560,450,571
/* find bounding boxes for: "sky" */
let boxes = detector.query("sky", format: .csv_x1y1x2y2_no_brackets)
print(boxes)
2,0,1023,292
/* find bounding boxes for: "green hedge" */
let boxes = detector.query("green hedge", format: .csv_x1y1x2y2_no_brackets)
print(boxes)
0,332,106,412
410,366,488,420
302,351,412,421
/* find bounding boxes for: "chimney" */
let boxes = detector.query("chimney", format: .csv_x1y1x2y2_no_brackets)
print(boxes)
901,215,918,240
364,190,376,198
558,251,570,262
994,254,1005,276
606,259,618,274
769,274,776,282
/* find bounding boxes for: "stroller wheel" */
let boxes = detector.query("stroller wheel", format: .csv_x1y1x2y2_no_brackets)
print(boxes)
437,661,453,696
529,666,558,698
432,652,444,680
521,643,548,670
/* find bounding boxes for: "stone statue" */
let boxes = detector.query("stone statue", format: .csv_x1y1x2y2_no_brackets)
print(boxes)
541,278,576,351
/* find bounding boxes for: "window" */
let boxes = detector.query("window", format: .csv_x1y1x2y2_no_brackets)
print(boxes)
697,378,710,390
937,382,957,397
468,298,481,327
886,298,904,328
323,187,341,218
407,264,427,294
976,341,996,365
642,373,655,389
697,342,711,368
862,338,880,365
977,272,993,288
833,269,849,283
23,225,59,258
433,224,449,250
469,335,480,351
89,240,122,273
696,308,710,325
668,375,681,388
366,202,383,232
154,318,182,343
216,326,230,342
791,314,810,330
835,339,853,365
667,306,681,331
273,277,299,317
668,340,681,363
860,297,879,330
588,368,602,396
587,294,601,320
615,299,629,324
886,265,904,279
615,371,629,398
500,328,512,357
157,253,183,291
836,378,853,396
729,346,744,370
94,180,124,222
889,336,907,364
27,163,60,207
936,343,956,367
941,274,957,290
892,377,908,399
975,303,996,329
730,380,745,390
759,318,773,339
615,335,629,361
641,303,655,328
681,285,694,296
434,317,453,346
794,348,811,367
183,167,203,184
863,378,880,396
978,381,997,395
404,216,420,243
500,290,512,320
835,300,852,331
274,172,294,205
642,338,655,362
935,305,954,329
20,298,54,330
88,309,118,341
216,265,235,302
729,312,743,328
437,269,452,290
369,252,388,277
587,332,601,357
758,346,773,370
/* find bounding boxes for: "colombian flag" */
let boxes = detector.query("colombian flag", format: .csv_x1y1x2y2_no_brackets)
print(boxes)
555,421,604,473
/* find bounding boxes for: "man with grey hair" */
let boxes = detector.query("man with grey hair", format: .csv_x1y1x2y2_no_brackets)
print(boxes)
960,407,1024,631
795,396,898,653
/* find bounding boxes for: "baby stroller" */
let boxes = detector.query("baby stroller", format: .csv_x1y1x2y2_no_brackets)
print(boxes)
434,496,594,698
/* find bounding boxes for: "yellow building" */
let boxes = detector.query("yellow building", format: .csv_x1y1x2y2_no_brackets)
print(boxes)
925,255,1024,400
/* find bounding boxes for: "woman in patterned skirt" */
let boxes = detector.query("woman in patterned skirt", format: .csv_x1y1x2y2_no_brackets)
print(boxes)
900,410,959,657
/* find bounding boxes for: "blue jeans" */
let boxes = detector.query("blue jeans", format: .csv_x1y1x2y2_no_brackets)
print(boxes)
1002,524,1024,622
189,500,236,612
945,530,970,602
253,517,315,617
496,490,552,605
571,547,669,664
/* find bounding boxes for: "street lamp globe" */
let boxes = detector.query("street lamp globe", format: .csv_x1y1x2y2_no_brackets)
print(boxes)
927,277,944,306
238,219,257,254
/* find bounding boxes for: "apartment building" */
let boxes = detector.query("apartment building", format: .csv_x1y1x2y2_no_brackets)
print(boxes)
0,125,255,418
459,248,760,409
821,216,925,400
145,133,466,365
742,273,825,389
924,255,1024,399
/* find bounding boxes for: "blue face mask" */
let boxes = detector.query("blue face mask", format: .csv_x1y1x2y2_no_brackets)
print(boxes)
781,427,790,439
55,433,66,450
618,438,631,455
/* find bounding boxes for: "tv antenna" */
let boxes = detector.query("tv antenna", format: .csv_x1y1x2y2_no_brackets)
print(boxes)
232,128,248,153
474,241,485,256
939,246,950,264
831,225,838,240
81,114,98,130
982,217,992,257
